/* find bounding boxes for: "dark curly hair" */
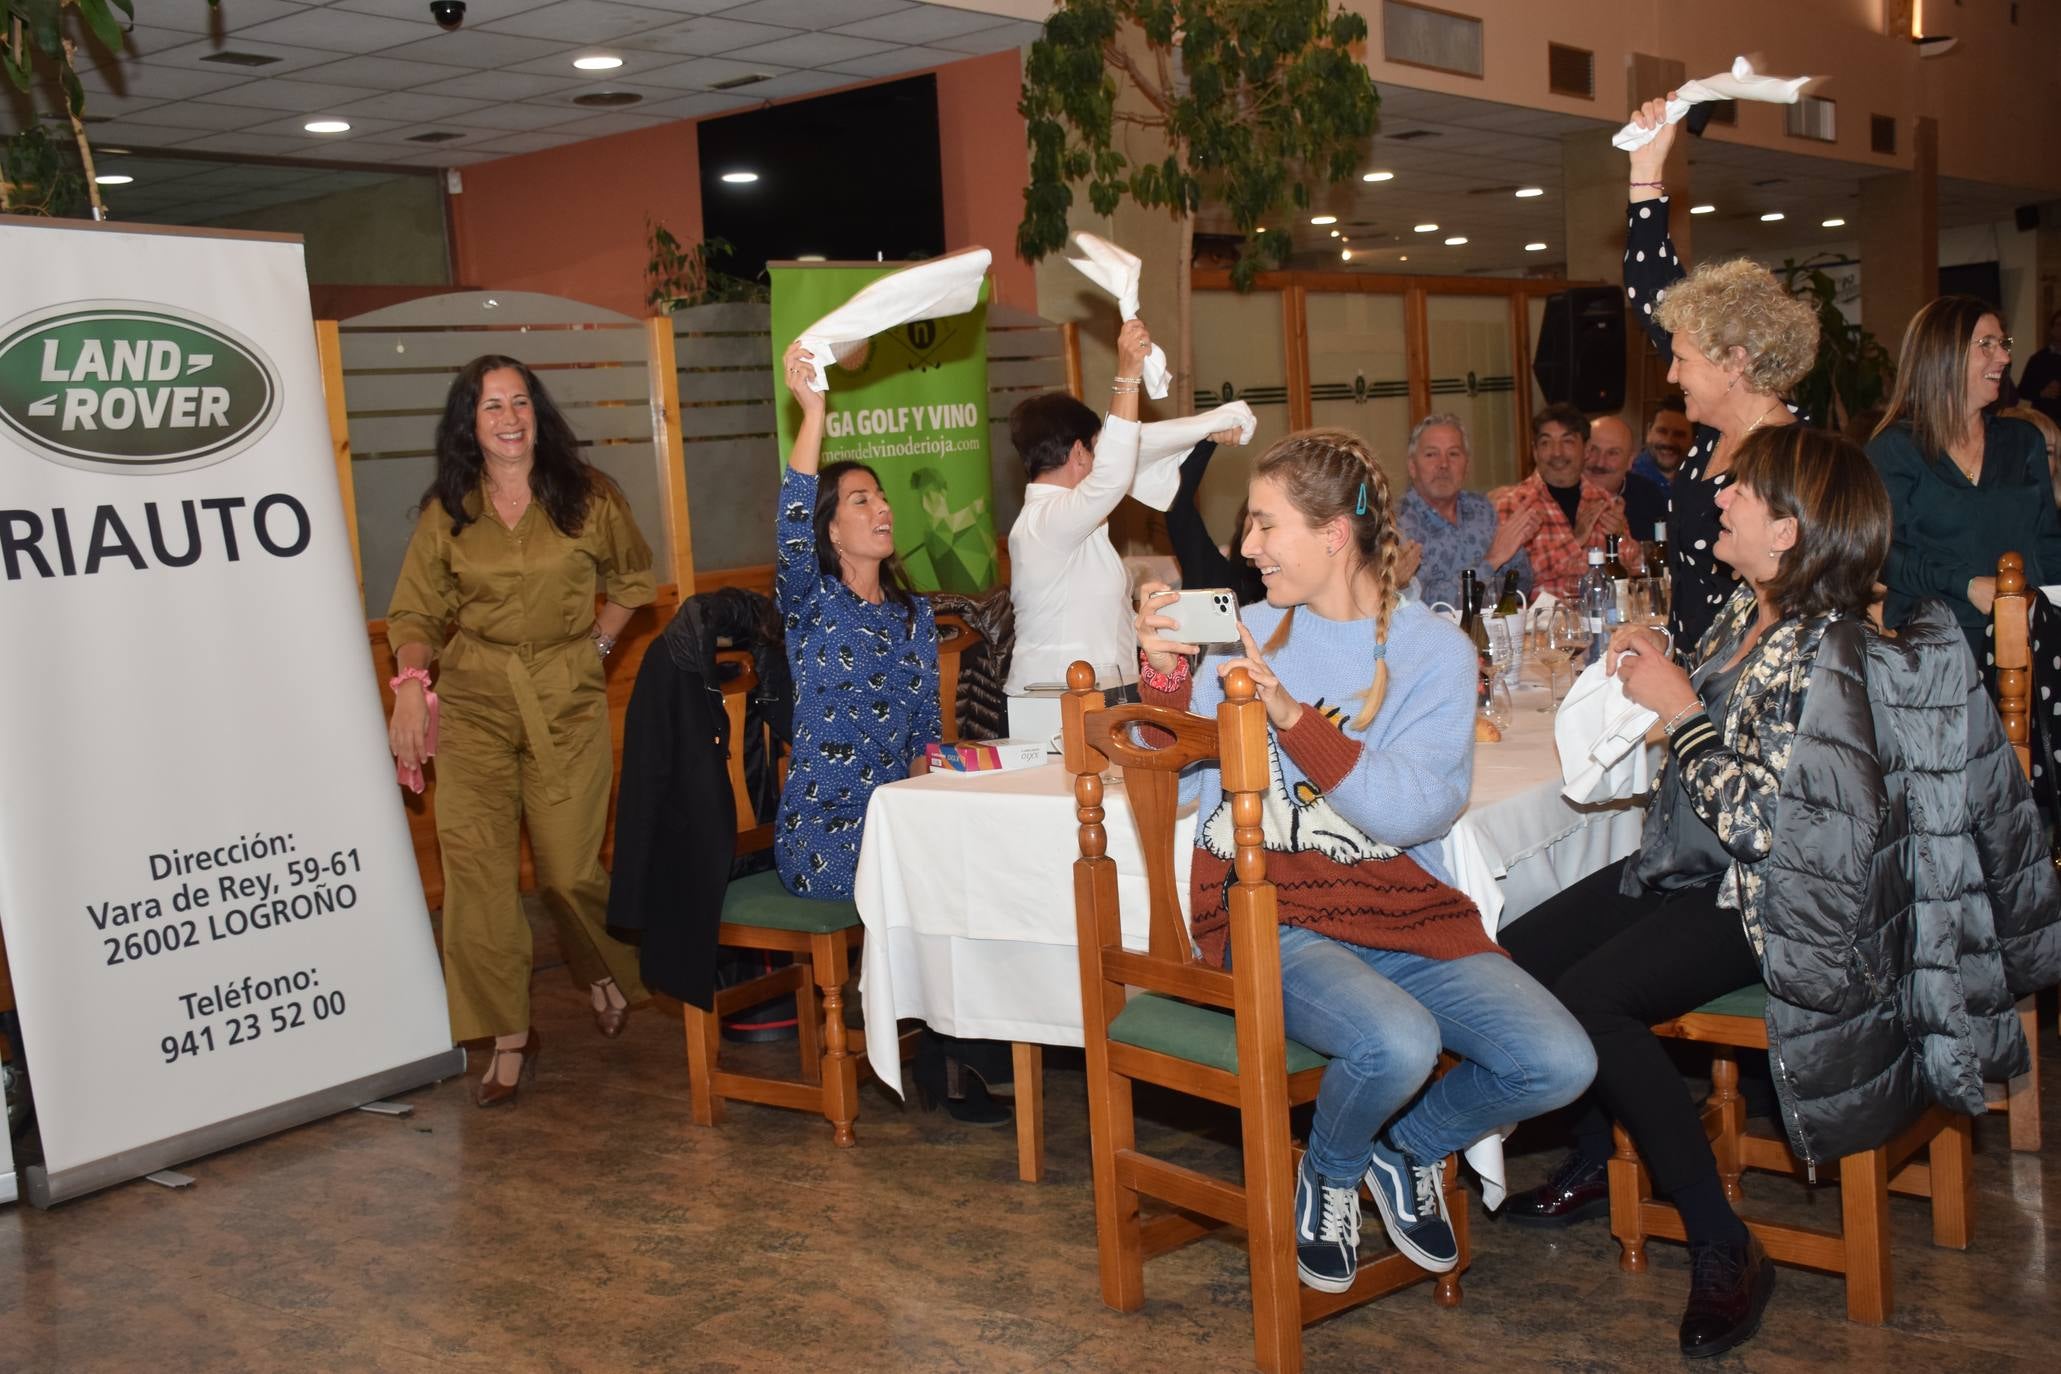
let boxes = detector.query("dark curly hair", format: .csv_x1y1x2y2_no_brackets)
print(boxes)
423,355,602,537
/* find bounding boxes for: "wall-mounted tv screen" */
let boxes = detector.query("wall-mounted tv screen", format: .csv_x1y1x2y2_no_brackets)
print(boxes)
697,75,946,284
1938,261,2003,313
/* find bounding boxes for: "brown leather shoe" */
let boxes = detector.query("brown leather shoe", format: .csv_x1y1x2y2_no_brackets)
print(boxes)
1503,1150,1609,1227
592,981,630,1039
1679,1233,1775,1358
475,1028,540,1108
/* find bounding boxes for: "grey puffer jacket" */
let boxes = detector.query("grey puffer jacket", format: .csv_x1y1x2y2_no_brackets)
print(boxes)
1758,600,2061,1164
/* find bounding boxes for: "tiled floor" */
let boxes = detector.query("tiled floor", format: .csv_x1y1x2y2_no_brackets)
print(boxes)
2,919,2055,1373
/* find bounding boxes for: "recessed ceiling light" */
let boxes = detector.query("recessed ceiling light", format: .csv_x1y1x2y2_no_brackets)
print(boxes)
1514,187,1544,198
1444,236,1468,246
1310,215,1337,225
1361,170,1394,183
1414,223,1438,233
1821,217,1846,228
1689,204,1716,215
1399,255,1409,262
1329,229,1340,238
304,119,350,134
574,55,623,71
1341,249,1352,261
94,174,133,186
1759,211,1785,222
1524,241,1548,252
1255,226,1267,234
720,171,759,184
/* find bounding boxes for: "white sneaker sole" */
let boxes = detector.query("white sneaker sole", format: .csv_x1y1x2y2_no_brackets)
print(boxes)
1363,1160,1460,1274
1297,1258,1357,1293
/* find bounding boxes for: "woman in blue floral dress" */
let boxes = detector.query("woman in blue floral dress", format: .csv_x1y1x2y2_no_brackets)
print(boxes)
772,339,941,900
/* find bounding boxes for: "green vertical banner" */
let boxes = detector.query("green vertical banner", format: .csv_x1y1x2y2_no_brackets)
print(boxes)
770,264,996,593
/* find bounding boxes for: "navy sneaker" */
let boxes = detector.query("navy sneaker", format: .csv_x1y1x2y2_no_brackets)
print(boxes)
1293,1152,1362,1293
1363,1133,1459,1273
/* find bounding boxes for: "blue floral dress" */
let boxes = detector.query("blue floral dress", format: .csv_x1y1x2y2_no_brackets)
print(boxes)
774,466,941,899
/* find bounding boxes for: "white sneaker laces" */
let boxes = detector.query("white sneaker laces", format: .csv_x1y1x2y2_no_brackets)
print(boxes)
1412,1162,1442,1220
1319,1181,1362,1247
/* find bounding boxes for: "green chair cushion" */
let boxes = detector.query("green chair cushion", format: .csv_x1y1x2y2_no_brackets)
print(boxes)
720,870,861,933
1109,991,1329,1076
1693,985,1767,1019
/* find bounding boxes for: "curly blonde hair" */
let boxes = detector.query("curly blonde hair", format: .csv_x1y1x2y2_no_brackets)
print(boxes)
1653,258,1820,395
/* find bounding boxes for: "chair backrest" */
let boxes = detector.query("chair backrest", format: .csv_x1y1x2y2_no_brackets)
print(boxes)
1062,658,1274,983
1995,552,2033,781
934,612,984,745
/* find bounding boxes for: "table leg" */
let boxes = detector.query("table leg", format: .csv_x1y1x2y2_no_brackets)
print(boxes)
1013,1041,1045,1183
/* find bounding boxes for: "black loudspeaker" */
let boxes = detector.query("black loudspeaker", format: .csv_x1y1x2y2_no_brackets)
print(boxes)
2015,204,2041,233
1532,286,1626,414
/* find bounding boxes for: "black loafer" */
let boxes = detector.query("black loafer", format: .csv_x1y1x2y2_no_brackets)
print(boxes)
1679,1233,1776,1359
1503,1151,1609,1227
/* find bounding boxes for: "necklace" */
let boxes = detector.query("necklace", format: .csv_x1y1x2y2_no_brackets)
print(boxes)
1742,397,1786,434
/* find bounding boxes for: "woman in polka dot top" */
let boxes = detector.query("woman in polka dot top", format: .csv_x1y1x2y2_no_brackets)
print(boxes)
1623,95,1821,651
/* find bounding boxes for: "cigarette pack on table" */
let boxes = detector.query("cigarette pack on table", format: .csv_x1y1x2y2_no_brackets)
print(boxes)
924,739,1048,774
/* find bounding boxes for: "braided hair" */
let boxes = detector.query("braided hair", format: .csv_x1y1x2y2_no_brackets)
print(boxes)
1253,428,1400,729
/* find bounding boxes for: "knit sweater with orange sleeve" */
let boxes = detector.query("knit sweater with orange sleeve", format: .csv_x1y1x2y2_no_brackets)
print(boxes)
1145,597,1500,968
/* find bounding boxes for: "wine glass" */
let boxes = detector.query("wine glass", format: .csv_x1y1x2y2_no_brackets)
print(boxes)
1627,575,1670,638
1481,675,1513,731
1531,605,1583,710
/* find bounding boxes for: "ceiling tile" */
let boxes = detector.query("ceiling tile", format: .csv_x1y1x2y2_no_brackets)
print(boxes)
88,154,217,183
241,112,412,140
121,37,344,77
832,8,1017,44
712,68,850,100
404,148,500,165
466,131,591,154
231,11,438,53
144,0,315,34
624,16,802,56
823,45,957,79
635,55,795,90
73,62,249,100
105,100,277,131
377,31,575,68
503,49,690,80
432,69,582,100
192,79,381,111
479,0,681,43
716,0,913,27
722,32,899,69
551,110,674,136
584,0,742,11
89,121,214,148
38,88,169,121
630,90,765,120
291,55,478,90
330,91,493,121
446,103,587,131
172,130,326,156
930,18,1044,53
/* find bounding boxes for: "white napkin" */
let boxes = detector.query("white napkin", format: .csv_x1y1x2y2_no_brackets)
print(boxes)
1126,401,1259,511
1611,57,1814,152
1555,658,1659,803
794,247,992,391
1464,1129,1514,1211
1065,231,1171,400
1523,590,1561,634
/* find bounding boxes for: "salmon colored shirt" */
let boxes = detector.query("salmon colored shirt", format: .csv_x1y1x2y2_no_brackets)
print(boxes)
1489,471,1620,601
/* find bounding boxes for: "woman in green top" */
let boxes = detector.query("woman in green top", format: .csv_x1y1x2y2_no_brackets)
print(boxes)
1868,296,2061,668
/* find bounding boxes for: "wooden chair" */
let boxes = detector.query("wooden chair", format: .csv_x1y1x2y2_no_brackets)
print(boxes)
1608,988,1974,1324
1991,551,2046,1152
1064,661,1464,1374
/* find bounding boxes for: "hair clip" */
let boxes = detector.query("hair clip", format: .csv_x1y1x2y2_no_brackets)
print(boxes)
1368,639,1386,661
1355,480,1369,516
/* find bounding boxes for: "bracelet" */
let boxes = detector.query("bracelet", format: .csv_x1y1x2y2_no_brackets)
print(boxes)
1630,180,1665,189
1113,373,1143,384
1661,700,1702,735
1138,654,1190,693
591,630,617,659
389,666,432,693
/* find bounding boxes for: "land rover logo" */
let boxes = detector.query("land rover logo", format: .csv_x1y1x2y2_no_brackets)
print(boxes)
0,302,280,474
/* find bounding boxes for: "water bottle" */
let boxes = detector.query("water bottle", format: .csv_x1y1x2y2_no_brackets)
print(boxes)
1578,546,1616,666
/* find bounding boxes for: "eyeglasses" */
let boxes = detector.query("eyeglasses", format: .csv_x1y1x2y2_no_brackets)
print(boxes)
1974,335,2015,355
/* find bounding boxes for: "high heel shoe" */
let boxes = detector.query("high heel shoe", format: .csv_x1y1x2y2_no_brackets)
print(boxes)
475,1028,540,1108
591,979,630,1039
912,1033,1011,1128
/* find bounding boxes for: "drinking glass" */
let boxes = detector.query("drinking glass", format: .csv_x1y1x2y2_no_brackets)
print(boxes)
1627,576,1670,637
1481,675,1513,731
1531,605,1582,710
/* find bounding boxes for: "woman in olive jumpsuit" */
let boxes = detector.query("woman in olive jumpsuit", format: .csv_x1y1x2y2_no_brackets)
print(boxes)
388,355,652,1107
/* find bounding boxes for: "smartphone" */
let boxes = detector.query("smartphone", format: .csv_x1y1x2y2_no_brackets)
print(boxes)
1160,588,1242,645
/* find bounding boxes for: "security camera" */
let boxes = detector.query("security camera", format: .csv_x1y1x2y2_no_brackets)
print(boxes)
430,0,465,31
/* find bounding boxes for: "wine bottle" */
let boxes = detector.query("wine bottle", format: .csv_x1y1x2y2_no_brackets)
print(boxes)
1494,569,1522,617
1603,533,1631,624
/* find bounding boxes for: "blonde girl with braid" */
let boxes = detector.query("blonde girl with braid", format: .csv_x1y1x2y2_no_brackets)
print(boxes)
1135,428,1595,1295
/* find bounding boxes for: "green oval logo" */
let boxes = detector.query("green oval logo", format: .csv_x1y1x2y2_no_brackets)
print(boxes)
0,302,280,474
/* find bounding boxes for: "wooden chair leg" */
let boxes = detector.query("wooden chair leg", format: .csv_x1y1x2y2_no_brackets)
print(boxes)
1838,1145,1892,1324
683,1003,722,1127
813,931,858,1147
1239,1097,1301,1374
1012,1042,1046,1183
795,964,822,1086
1608,1122,1650,1273
1434,1152,1466,1308
1087,1066,1145,1312
1709,1050,1745,1203
2006,997,2042,1152
1927,1112,1973,1250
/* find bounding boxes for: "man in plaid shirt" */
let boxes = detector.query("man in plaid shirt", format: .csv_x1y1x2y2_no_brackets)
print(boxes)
1490,404,1626,600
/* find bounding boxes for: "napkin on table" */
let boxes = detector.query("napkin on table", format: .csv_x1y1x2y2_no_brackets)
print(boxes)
794,247,992,392
1064,231,1172,400
1612,57,1814,152
1555,657,1659,804
1126,401,1259,511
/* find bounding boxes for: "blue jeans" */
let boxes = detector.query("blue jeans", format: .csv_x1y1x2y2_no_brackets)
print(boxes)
1275,924,1597,1184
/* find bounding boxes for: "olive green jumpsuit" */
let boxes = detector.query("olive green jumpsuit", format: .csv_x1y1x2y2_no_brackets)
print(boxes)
387,483,653,1041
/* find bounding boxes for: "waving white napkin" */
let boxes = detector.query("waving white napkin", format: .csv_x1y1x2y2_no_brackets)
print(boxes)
1611,56,1815,152
794,247,992,391
1555,657,1659,803
1065,231,1171,400
1126,401,1259,511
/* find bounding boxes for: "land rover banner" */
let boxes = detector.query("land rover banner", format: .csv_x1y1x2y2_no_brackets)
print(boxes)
0,218,460,1207
769,263,997,593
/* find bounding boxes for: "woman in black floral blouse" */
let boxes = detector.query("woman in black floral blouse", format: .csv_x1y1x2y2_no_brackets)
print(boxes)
1621,94,1821,650
1499,426,1892,1360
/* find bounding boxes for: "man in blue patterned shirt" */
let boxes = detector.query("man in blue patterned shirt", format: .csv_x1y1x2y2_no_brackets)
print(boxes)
1397,413,1535,607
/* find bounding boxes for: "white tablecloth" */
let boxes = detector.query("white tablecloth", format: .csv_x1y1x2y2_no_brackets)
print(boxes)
853,699,1647,1100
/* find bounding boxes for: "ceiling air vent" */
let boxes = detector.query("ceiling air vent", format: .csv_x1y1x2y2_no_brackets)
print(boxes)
1382,1,1483,79
1387,129,1439,142
1871,114,1896,154
407,131,467,144
199,51,284,67
710,72,773,91
572,91,643,108
1547,44,1594,99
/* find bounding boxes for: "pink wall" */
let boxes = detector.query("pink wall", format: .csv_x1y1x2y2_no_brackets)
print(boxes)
450,49,1034,319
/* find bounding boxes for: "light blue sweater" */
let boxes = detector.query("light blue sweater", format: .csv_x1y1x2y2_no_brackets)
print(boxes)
1182,597,1477,886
